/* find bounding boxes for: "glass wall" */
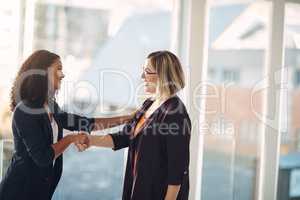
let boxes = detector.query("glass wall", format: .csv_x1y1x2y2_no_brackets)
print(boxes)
1,0,297,199
0,0,21,178
277,3,300,200
201,1,271,199
0,0,173,199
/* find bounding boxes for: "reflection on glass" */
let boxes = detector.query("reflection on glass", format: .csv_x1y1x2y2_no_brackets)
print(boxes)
201,1,270,200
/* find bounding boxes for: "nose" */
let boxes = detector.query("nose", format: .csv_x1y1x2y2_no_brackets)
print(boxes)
61,72,65,79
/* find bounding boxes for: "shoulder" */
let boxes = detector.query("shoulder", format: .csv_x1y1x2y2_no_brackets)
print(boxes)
13,101,29,117
160,96,191,125
164,96,188,115
13,101,45,120
161,97,191,134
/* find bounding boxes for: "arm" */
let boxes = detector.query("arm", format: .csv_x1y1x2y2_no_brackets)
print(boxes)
13,108,55,167
52,101,135,132
51,102,95,132
74,100,154,151
14,107,89,165
89,121,132,150
162,112,191,200
87,135,114,148
164,185,181,200
93,114,133,131
76,122,133,151
51,134,87,159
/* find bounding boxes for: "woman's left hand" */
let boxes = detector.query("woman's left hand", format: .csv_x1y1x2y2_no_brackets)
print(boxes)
73,132,90,152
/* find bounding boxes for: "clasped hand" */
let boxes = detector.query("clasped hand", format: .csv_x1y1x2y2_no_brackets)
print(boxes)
73,132,90,152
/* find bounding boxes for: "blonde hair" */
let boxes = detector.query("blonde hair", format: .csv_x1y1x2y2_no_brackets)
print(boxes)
147,50,185,97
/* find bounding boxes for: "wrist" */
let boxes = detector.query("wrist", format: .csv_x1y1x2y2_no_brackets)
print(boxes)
87,135,94,146
67,134,76,143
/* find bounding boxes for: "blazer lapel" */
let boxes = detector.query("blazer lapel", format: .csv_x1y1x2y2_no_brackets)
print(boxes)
130,99,154,138
133,96,177,138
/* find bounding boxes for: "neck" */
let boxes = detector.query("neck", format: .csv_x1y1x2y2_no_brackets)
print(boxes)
154,93,173,103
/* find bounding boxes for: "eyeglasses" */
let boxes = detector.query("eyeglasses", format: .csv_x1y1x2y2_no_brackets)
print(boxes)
143,67,157,75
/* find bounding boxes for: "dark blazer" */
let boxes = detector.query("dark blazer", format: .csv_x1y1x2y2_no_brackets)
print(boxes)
0,100,94,200
110,95,191,200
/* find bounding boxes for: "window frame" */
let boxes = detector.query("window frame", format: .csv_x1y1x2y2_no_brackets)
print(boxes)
174,0,287,200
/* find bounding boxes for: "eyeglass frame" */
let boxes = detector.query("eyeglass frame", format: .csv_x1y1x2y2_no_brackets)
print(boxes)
142,66,157,76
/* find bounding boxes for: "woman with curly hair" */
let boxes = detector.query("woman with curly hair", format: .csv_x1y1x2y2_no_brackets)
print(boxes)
0,50,132,200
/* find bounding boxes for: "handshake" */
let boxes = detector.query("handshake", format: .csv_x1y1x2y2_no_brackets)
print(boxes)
73,132,91,152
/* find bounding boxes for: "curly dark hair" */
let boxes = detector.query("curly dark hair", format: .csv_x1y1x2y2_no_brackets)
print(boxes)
10,50,60,111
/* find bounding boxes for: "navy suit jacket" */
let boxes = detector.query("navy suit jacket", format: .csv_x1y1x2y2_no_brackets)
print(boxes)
110,96,191,200
0,100,94,200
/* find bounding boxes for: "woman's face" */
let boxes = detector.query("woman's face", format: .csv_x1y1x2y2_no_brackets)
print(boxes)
49,59,65,92
141,59,157,94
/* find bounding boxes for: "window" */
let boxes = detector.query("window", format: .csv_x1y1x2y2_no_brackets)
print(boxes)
2,0,296,199
278,3,300,200
0,0,173,199
0,0,20,182
294,69,300,87
0,140,14,180
222,69,240,82
201,1,270,200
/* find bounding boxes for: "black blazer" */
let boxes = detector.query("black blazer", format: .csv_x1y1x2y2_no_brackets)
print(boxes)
110,95,191,200
0,100,94,200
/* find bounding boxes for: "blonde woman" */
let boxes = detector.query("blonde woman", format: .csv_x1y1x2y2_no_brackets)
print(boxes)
79,51,191,200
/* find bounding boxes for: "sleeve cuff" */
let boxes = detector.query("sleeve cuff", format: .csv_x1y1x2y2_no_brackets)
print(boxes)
167,178,183,185
108,133,122,151
167,169,188,185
